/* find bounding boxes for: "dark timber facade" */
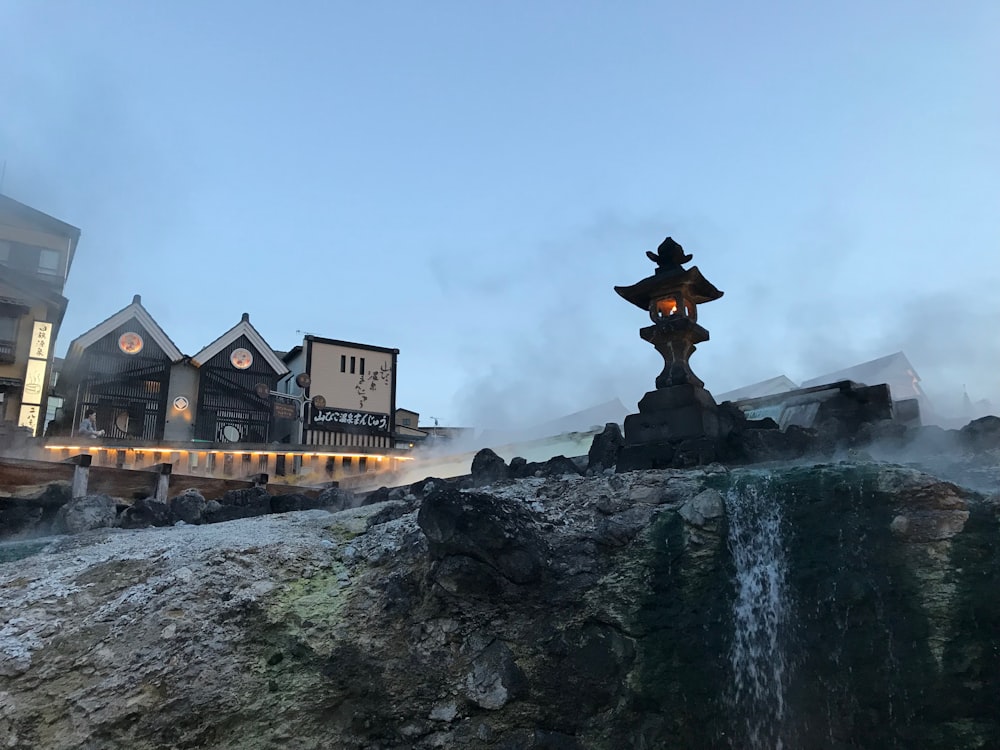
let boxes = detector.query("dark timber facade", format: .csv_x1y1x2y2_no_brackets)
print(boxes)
194,333,280,444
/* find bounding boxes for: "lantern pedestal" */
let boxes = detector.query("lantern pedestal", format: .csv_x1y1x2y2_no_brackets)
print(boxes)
618,383,723,471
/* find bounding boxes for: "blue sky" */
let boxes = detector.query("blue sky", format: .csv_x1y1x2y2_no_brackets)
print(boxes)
2,1,998,426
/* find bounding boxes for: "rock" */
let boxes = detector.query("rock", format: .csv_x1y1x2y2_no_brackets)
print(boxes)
678,488,725,527
170,489,207,524
366,502,411,528
417,486,546,588
0,481,71,539
118,497,172,529
362,486,392,506
462,639,527,710
960,415,1000,450
588,422,624,473
428,701,459,722
536,455,583,478
470,448,508,486
204,487,271,523
3,462,1000,749
592,505,656,547
54,494,117,534
316,486,358,512
270,493,320,514
508,457,530,479
738,425,817,462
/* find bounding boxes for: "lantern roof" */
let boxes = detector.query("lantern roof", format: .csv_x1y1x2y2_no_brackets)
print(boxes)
615,237,723,310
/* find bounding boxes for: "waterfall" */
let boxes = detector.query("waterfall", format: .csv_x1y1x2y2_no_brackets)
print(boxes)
726,475,792,750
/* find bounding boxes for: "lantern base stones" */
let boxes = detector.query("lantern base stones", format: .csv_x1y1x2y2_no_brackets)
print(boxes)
618,384,725,471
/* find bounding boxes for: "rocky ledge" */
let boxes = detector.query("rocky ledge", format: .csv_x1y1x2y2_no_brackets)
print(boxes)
1,459,998,750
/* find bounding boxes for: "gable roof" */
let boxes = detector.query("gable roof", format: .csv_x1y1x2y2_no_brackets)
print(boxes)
191,313,289,375
66,294,184,361
800,352,922,391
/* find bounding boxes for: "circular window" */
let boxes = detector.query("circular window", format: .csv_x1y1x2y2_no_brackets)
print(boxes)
118,332,144,355
221,425,241,442
230,348,253,370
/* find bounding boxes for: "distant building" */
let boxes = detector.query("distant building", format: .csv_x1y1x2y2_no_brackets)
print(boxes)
716,375,798,403
394,408,428,447
0,194,80,435
800,351,929,413
477,398,630,446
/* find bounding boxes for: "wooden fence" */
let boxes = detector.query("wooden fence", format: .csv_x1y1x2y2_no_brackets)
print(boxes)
0,455,321,502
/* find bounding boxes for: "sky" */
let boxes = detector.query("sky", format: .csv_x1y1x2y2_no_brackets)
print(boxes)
1,1,998,428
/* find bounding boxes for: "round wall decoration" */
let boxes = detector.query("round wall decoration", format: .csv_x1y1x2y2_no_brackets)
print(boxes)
230,348,254,370
118,332,144,355
173,396,190,411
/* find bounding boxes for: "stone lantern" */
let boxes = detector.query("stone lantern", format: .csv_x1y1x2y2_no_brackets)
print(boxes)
614,237,727,470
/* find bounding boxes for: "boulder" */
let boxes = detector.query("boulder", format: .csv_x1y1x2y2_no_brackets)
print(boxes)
960,415,1000,450
54,494,117,534
204,487,271,523
535,455,584,478
170,489,207,524
270,493,320,514
470,448,508,486
587,422,624,473
0,481,71,539
316,486,358,512
118,497,172,529
508,457,530,479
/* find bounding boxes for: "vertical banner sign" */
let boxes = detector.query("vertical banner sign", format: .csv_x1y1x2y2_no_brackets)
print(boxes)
18,321,53,435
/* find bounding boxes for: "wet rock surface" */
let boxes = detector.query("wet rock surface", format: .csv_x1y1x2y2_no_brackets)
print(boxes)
0,459,998,749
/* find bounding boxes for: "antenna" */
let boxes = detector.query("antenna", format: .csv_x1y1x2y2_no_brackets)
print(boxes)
428,415,441,427
295,329,317,337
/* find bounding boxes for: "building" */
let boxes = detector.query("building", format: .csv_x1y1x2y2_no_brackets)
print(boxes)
800,351,929,413
188,313,289,444
59,299,293,444
716,375,798,403
280,335,399,449
50,302,413,482
394,408,429,447
0,195,80,435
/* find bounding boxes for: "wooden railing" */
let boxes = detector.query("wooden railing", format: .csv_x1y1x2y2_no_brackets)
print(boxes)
0,455,315,502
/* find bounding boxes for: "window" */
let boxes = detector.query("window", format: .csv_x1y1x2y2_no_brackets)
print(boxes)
0,315,17,340
350,356,356,374
360,357,365,376
38,249,61,275
402,417,412,426
340,354,346,372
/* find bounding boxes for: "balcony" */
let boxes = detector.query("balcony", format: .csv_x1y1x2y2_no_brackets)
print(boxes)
0,340,15,364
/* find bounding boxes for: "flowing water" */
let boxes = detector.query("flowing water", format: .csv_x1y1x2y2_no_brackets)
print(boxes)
726,475,793,750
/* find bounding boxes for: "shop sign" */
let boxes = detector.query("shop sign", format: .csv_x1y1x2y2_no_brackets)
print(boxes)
21,359,47,405
30,321,52,360
309,408,389,434
17,404,40,432
273,400,299,420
